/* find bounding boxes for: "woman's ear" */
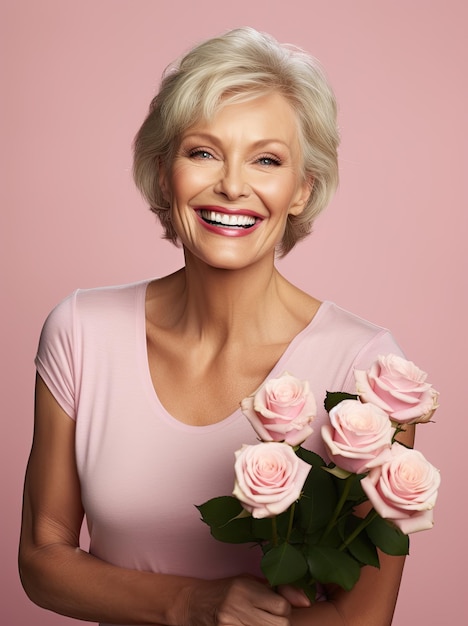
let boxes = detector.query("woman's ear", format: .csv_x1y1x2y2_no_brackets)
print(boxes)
288,176,314,216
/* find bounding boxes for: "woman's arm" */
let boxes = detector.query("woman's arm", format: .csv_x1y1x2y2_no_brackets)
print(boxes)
19,375,291,626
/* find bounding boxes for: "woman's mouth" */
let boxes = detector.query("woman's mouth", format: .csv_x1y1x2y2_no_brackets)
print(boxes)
197,209,258,229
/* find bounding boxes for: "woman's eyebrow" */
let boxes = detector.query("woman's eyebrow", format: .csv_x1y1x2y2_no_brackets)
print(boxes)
181,132,291,150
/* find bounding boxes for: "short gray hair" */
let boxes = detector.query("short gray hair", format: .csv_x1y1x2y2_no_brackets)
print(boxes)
133,27,339,256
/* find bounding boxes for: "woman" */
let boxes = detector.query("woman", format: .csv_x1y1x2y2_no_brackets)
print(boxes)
19,27,413,625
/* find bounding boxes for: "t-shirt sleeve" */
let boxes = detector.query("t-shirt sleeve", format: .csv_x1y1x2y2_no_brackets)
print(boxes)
341,329,405,395
35,292,77,419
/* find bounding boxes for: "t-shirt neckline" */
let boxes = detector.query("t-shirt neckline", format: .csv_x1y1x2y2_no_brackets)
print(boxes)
137,279,330,432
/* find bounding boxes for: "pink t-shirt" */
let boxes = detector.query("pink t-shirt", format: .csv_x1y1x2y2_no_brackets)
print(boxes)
35,280,404,605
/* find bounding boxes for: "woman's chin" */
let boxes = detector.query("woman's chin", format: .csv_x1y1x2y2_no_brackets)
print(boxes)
183,244,272,272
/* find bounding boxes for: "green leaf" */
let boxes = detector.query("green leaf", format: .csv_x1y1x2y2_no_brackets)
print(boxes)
307,545,361,591
251,517,274,541
343,475,367,502
296,446,325,468
297,466,338,534
261,543,308,586
250,510,292,542
347,533,380,568
312,525,341,549
366,515,410,556
341,516,380,568
333,472,367,504
196,496,244,527
196,497,256,544
288,527,305,544
275,507,295,539
209,516,256,544
324,391,359,413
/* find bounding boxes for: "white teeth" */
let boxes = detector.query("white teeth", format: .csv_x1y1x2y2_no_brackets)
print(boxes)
199,210,256,227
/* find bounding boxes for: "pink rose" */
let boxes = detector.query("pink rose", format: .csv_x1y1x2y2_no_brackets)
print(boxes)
232,442,311,518
361,443,440,534
321,399,394,474
240,372,316,446
354,354,439,424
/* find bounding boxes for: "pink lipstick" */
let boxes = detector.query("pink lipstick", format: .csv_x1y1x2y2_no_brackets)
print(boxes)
195,207,263,237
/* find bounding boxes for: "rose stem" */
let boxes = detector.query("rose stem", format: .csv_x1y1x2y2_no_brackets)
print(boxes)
320,473,355,542
286,502,296,543
271,516,278,546
339,508,379,550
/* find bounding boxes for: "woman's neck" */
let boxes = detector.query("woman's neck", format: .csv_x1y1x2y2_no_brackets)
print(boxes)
183,254,283,336
149,252,315,347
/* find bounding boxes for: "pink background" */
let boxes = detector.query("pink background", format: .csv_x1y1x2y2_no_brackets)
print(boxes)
2,0,466,623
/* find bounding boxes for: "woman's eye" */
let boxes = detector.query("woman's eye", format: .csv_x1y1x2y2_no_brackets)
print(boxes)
256,155,281,167
189,149,214,160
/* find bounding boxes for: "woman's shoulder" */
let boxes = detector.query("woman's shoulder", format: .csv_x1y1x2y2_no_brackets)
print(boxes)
284,301,404,394
48,279,150,315
313,301,392,338
301,300,404,362
74,278,150,308
39,279,151,340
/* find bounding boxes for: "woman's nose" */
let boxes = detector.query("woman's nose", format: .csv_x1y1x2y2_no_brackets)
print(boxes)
213,163,251,200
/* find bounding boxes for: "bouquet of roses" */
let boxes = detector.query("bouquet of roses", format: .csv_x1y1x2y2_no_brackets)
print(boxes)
197,354,440,601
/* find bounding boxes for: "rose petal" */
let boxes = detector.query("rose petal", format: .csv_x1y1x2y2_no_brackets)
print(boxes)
233,442,311,518
361,443,440,534
355,355,439,425
241,372,316,445
321,400,394,473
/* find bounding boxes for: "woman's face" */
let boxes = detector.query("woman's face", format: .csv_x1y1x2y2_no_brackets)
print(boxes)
163,92,311,270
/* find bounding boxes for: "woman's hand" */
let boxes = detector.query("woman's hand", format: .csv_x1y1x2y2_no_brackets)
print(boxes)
180,576,293,626
277,585,311,609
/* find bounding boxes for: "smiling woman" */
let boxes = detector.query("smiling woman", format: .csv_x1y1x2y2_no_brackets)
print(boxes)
20,27,414,626
133,28,339,257
164,93,311,269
